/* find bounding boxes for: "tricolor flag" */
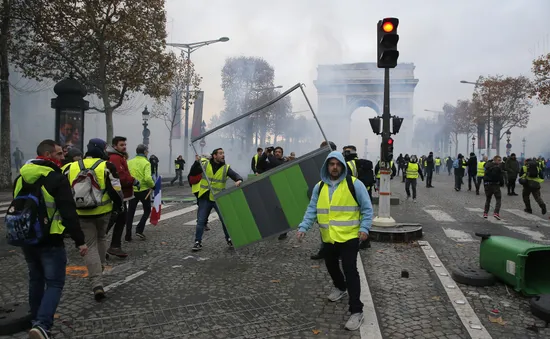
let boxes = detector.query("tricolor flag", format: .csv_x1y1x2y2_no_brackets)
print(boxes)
149,176,162,226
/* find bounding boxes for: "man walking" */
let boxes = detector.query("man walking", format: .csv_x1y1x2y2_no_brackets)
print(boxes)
11,140,87,338
505,153,520,196
171,155,185,186
424,152,435,187
297,150,373,331
404,155,424,202
519,158,547,215
482,156,505,219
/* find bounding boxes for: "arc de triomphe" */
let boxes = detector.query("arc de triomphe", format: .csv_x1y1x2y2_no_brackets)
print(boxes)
314,62,419,156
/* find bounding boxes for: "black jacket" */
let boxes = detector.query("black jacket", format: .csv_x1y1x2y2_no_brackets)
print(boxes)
467,156,478,175
174,159,185,171
425,155,435,169
483,161,504,185
374,161,397,178
13,160,85,248
257,153,286,172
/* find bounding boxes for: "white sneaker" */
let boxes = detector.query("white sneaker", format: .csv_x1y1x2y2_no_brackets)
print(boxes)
327,287,347,302
345,312,364,331
413,199,417,203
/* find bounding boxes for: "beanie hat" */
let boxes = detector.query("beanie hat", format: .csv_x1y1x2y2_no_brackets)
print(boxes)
86,138,107,158
67,147,83,158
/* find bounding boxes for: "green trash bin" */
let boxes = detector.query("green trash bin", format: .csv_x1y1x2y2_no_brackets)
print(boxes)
479,235,550,296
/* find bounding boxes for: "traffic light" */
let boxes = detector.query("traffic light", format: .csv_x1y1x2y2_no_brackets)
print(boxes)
377,17,399,68
392,116,403,134
386,137,394,161
369,117,381,135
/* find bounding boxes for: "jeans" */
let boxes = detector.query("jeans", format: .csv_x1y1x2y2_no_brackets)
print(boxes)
22,246,67,331
484,184,502,214
324,238,363,314
507,177,517,194
195,197,230,242
126,190,151,235
171,169,183,185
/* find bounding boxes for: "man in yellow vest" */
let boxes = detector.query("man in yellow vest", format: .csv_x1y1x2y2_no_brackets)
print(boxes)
475,156,488,195
64,138,123,301
297,151,373,331
189,148,243,251
405,155,424,202
12,139,87,338
251,147,263,174
519,158,547,215
435,156,441,174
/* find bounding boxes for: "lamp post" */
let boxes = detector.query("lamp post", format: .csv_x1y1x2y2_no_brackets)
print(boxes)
166,37,230,163
142,106,150,146
472,135,476,155
505,130,511,157
460,80,492,158
522,137,526,160
449,138,452,156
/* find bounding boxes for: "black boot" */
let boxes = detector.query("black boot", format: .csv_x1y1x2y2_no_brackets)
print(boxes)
542,204,547,215
310,250,324,260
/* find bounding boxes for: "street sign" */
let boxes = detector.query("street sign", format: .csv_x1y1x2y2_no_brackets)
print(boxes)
200,139,206,147
506,143,512,149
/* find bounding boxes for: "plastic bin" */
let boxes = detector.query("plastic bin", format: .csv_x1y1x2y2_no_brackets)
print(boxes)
479,235,550,296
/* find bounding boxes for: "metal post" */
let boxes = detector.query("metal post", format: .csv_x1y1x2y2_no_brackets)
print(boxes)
522,137,526,159
486,109,491,158
183,47,192,164
372,68,396,227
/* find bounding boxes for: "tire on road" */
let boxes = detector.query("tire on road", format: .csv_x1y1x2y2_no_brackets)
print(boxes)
0,302,32,335
530,295,550,322
450,265,496,287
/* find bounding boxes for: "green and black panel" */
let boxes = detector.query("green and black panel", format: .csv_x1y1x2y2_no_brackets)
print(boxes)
215,147,330,249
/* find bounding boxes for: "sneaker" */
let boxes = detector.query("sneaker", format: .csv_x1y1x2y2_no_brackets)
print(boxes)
278,233,288,240
29,326,50,339
135,233,146,240
483,213,488,219
327,287,347,302
413,199,417,203
542,205,547,215
107,247,128,258
345,312,364,331
227,238,234,248
493,213,501,220
192,241,202,251
310,252,324,260
93,286,106,301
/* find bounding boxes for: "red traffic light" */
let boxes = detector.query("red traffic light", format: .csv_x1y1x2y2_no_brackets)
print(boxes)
382,21,394,33
387,138,394,145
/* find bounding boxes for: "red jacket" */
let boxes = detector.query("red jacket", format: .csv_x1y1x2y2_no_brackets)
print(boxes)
106,146,135,199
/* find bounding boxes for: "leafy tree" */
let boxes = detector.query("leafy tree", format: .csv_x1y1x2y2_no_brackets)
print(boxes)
221,56,275,151
12,0,175,141
269,93,293,144
472,75,532,154
531,53,550,105
443,103,466,156
152,52,201,172
454,99,476,154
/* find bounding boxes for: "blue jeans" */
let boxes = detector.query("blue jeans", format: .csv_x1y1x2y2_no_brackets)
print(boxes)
195,197,230,242
22,246,67,331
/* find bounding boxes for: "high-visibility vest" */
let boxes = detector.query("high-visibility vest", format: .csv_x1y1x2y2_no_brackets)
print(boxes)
14,163,65,235
477,162,486,177
68,158,113,216
198,161,230,201
175,162,180,170
406,163,419,179
347,160,358,177
253,154,259,170
316,177,360,244
435,158,441,166
521,165,544,183
376,161,393,178
192,158,209,194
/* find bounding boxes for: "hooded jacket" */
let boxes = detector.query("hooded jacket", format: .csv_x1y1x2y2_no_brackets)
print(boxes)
14,160,85,247
467,155,478,175
106,145,135,199
298,151,373,235
483,161,504,185
504,156,520,178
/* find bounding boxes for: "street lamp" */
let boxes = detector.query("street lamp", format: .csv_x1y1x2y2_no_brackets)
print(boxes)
142,106,151,146
472,135,476,154
449,138,452,156
166,37,230,163
522,137,526,160
460,79,492,158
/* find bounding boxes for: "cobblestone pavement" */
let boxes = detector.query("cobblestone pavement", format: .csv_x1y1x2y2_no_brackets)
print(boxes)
1,174,550,338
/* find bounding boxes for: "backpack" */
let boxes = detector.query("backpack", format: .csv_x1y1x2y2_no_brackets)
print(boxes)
354,159,375,187
527,161,539,178
317,176,359,205
4,177,52,246
71,159,105,209
452,159,459,169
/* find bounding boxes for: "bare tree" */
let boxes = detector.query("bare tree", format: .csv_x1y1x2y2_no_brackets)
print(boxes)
152,52,201,172
455,99,476,154
0,0,12,188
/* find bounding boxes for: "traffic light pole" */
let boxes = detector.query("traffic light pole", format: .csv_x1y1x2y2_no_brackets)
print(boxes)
373,68,397,227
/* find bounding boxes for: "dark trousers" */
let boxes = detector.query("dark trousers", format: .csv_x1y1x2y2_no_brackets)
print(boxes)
22,246,66,331
435,166,440,174
195,196,230,242
447,167,452,175
126,190,151,236
475,177,483,193
507,177,517,194
484,184,502,214
405,178,417,199
171,169,183,185
324,238,363,314
397,166,404,176
454,174,463,190
426,169,433,186
110,202,127,248
522,184,546,211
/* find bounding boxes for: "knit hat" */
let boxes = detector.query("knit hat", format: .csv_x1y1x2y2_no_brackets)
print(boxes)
67,147,83,158
86,138,107,158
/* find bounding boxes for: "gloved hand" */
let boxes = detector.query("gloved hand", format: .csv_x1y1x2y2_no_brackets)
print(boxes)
133,179,141,190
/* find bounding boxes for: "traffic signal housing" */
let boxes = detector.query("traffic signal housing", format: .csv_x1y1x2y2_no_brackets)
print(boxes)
386,137,394,161
369,117,381,135
377,18,399,68
392,116,403,134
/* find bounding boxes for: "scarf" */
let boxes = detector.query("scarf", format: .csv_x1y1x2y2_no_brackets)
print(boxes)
36,156,62,168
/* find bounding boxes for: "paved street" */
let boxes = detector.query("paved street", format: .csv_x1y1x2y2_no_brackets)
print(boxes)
1,175,550,338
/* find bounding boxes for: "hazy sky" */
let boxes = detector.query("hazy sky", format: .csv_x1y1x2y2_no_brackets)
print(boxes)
161,0,550,155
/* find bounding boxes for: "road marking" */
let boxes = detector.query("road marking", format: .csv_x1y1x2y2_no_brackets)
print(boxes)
132,205,197,226
442,228,475,242
465,207,507,224
417,241,493,339
423,208,456,222
133,204,171,217
357,253,383,339
103,270,147,292
503,226,547,242
183,213,219,226
504,209,550,226
0,201,11,207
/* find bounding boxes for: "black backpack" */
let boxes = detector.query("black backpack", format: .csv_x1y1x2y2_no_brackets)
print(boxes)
4,177,52,246
354,159,375,187
527,161,539,178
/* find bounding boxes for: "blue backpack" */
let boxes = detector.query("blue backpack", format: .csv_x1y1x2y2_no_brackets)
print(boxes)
452,159,459,169
4,177,52,246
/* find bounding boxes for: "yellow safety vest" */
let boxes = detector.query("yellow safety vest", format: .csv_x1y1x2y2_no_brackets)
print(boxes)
198,161,230,201
175,162,180,170
477,162,486,177
435,158,441,166
316,177,360,244
376,161,393,178
347,160,358,177
253,154,259,170
406,163,419,179
14,163,65,235
192,158,209,194
68,158,113,216
521,165,544,183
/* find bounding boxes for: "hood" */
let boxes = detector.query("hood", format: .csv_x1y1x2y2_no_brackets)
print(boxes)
320,151,348,184
485,161,499,170
106,145,123,157
20,160,60,184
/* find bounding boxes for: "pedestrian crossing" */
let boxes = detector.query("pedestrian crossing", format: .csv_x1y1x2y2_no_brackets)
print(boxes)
422,205,550,243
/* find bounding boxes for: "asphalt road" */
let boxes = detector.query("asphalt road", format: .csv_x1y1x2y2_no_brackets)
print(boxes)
0,174,549,338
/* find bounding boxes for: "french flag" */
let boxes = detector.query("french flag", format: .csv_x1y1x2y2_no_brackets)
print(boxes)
149,176,162,226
